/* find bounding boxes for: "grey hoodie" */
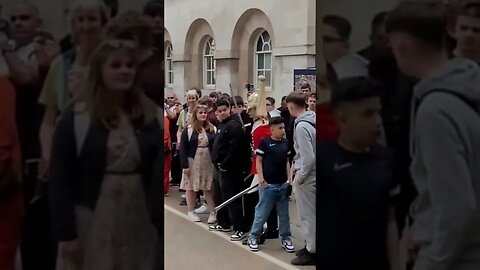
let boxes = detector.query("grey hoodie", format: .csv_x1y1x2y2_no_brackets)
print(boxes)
410,58,480,270
293,111,316,184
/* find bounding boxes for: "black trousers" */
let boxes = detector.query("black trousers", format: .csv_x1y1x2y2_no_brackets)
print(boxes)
170,144,182,185
213,169,230,227
218,169,249,232
20,173,57,270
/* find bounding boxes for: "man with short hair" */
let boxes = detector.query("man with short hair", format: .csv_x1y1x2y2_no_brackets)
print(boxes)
300,83,312,97
358,11,390,62
286,92,316,266
317,77,400,270
211,99,251,241
323,14,369,79
307,94,316,111
266,97,281,118
387,1,480,269
453,0,480,63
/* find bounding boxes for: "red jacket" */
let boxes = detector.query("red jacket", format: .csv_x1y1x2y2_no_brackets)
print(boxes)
164,115,171,154
251,124,271,175
0,77,23,218
316,104,339,143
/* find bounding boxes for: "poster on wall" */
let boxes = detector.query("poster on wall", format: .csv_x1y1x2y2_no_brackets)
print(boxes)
293,68,316,92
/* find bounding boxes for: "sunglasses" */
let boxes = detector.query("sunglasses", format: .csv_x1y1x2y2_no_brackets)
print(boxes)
11,15,32,23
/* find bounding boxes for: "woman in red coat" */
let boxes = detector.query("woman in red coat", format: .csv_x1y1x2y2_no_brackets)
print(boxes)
164,111,172,196
0,76,23,270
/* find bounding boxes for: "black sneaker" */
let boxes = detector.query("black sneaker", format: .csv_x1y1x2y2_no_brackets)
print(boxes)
291,251,316,266
179,198,187,206
230,231,248,241
295,247,308,257
208,225,232,232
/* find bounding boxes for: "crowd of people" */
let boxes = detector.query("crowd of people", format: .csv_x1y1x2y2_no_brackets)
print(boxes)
314,0,480,269
164,78,317,265
0,0,165,269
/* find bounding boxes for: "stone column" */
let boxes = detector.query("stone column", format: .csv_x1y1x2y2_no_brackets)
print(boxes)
213,50,240,96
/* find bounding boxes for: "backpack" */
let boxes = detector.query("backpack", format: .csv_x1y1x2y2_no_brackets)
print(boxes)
294,120,316,130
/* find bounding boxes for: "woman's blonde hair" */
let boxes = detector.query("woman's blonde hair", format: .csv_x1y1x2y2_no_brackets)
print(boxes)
79,39,157,129
185,89,199,100
191,105,214,133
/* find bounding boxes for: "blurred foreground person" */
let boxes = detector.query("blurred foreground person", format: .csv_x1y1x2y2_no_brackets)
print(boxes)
388,1,480,269
0,77,22,270
50,40,162,270
316,77,400,270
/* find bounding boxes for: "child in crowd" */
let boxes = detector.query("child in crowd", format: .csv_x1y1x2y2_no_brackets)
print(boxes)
316,77,399,270
247,117,295,253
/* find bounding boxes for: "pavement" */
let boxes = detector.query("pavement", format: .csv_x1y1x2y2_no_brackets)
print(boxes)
164,186,316,270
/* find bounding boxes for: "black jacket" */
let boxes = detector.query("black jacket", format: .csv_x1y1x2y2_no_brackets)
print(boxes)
211,115,251,172
49,106,163,241
179,128,215,169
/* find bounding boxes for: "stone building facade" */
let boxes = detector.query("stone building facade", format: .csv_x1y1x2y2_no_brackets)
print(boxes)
165,0,316,102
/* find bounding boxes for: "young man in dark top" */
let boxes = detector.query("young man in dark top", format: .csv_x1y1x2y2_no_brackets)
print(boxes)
211,99,251,241
452,0,480,64
247,117,294,253
316,77,399,270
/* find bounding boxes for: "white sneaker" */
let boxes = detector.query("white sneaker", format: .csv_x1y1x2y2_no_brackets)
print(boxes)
207,212,217,224
187,211,201,222
194,203,209,214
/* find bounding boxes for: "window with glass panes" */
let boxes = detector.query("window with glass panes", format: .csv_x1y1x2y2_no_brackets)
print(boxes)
203,37,216,87
166,44,174,86
255,31,272,87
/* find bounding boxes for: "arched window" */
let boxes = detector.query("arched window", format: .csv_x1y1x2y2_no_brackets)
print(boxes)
203,37,216,88
255,31,272,87
166,44,174,86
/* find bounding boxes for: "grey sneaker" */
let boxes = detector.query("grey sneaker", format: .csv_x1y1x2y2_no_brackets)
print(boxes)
281,239,295,253
247,237,259,252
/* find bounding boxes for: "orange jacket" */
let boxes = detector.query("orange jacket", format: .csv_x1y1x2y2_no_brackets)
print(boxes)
0,77,21,179
164,115,171,154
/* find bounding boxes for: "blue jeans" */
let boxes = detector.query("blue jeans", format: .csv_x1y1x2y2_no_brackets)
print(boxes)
249,182,291,240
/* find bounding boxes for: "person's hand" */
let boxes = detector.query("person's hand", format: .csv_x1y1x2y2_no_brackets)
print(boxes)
60,239,83,266
259,179,268,189
34,38,60,67
68,67,85,99
406,227,420,262
183,168,190,177
38,159,50,182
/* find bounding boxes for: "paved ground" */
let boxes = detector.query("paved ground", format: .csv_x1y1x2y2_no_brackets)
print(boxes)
164,186,315,270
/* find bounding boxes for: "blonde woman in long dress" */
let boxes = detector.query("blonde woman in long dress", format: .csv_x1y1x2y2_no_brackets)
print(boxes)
50,39,162,270
179,105,217,223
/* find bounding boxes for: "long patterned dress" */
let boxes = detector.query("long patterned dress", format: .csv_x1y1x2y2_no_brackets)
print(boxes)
56,114,158,270
180,130,214,192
